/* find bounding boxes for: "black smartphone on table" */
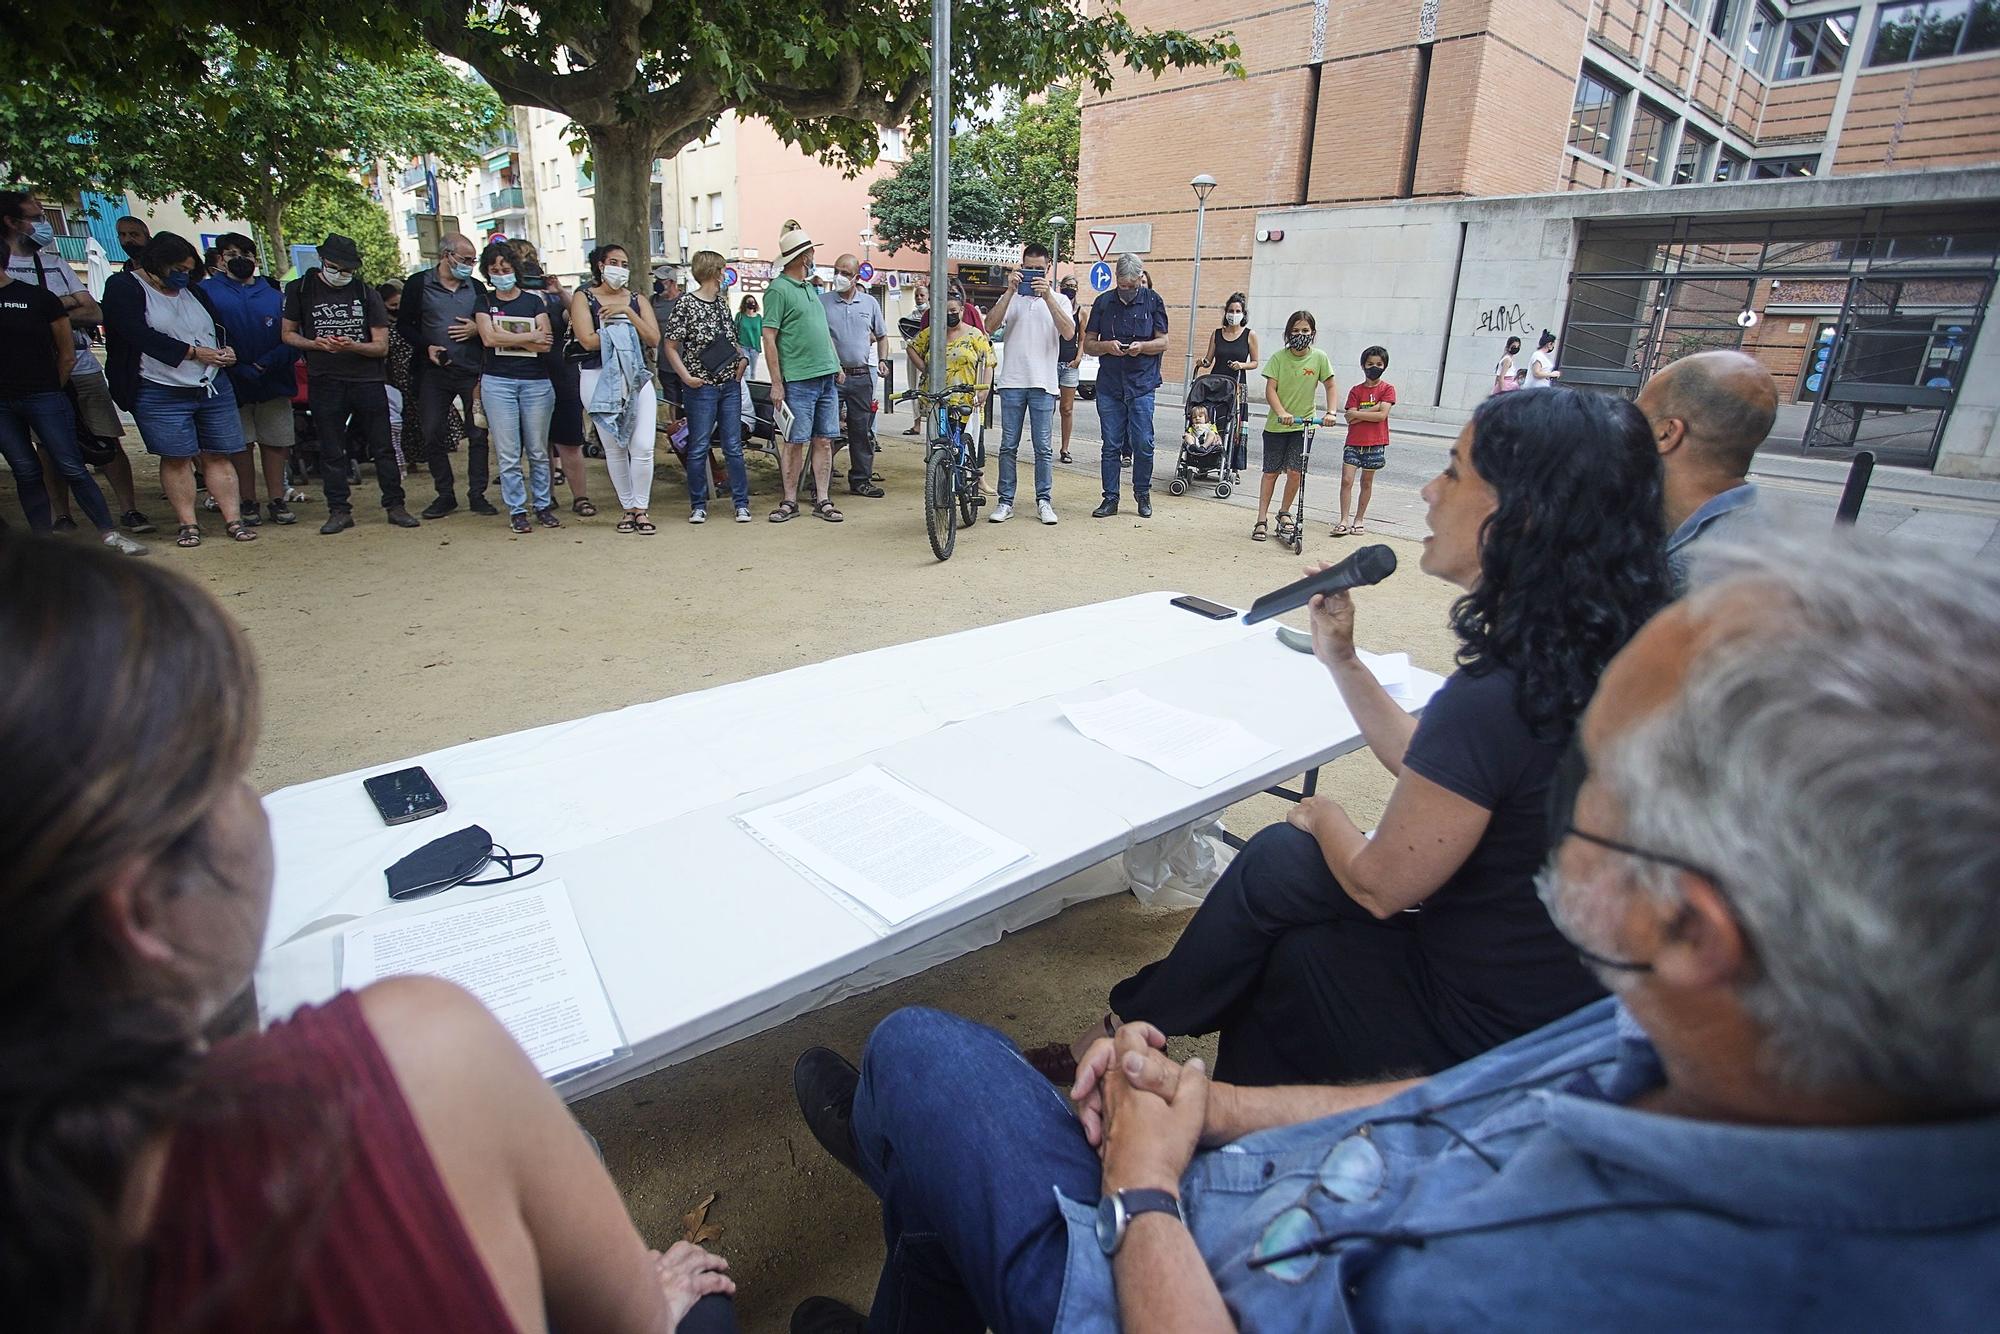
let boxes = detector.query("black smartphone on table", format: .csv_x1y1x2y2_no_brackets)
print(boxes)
1170,595,1236,620
363,766,448,825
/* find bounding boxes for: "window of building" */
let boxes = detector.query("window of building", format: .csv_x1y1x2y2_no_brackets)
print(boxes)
1708,0,1738,39
1751,154,1819,178
1870,0,1999,65
1742,3,1782,73
1568,69,1624,161
554,222,566,251
1777,11,1856,78
707,193,724,230
1625,103,1672,180
880,127,908,161
1675,128,1715,184
691,195,705,231
549,157,562,190
1715,147,1749,180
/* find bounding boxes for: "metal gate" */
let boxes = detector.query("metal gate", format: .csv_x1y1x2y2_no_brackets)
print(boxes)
1801,273,1991,467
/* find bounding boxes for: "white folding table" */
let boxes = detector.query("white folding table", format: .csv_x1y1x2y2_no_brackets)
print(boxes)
255,593,1444,1100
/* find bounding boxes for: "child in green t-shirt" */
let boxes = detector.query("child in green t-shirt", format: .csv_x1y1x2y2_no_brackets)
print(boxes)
1254,310,1337,544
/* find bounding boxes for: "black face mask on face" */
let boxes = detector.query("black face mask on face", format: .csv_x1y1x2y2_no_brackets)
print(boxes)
1364,365,1384,381
121,239,147,260
226,256,256,280
946,310,963,328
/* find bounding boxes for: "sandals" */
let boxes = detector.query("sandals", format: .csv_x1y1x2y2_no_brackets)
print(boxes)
633,510,657,535
571,497,598,518
176,524,202,549
812,499,844,523
1330,522,1350,536
769,500,800,523
1276,515,1298,541
1252,519,1268,542
1349,520,1366,535
1060,451,1073,463
223,521,257,542
616,510,639,534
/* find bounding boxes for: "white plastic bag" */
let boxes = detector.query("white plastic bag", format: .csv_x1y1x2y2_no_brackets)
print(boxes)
1123,815,1234,910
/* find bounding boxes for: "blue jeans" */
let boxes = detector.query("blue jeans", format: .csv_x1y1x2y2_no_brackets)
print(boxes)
853,1007,1099,1333
681,379,749,511
1097,390,1156,500
781,372,841,444
133,380,245,459
997,387,1055,505
483,375,555,514
0,390,116,532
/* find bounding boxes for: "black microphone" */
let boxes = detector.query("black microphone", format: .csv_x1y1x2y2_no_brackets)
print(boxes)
1242,544,1398,624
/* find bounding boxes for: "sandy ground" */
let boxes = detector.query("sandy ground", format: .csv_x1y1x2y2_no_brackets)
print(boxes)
8,414,1461,1329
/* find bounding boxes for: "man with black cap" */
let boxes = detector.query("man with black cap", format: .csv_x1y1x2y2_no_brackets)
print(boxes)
281,233,416,532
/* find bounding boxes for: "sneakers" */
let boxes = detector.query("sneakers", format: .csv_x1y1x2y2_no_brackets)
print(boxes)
319,510,355,536
989,501,1013,524
52,516,79,534
791,1297,867,1334
1091,498,1119,518
420,496,458,520
735,506,753,523
121,509,156,534
101,530,148,556
238,502,263,527
792,1047,862,1179
469,496,500,516
690,506,707,525
267,500,298,526
1039,499,1058,525
535,507,562,528
509,511,533,534
386,507,421,528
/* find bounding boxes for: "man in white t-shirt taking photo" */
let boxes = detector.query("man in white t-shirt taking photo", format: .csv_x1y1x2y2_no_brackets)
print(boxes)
0,190,154,533
984,242,1074,525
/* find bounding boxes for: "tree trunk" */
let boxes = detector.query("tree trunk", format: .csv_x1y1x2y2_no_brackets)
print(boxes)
260,199,287,275
586,121,666,267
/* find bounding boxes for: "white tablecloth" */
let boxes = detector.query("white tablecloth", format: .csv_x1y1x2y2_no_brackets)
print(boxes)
255,593,1443,1099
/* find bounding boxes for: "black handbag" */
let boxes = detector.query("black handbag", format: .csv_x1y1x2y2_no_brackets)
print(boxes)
698,328,739,379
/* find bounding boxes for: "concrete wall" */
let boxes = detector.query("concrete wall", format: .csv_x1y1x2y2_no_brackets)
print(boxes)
1937,312,2000,480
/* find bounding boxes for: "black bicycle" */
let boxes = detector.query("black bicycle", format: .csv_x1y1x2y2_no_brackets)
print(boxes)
900,386,986,562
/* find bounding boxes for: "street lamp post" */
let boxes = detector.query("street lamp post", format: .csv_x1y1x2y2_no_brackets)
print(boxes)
1048,214,1067,275
1184,173,1217,393
928,0,951,399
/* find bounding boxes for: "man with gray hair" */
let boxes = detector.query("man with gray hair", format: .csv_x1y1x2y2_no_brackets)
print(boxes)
1082,253,1169,518
1634,349,1778,589
788,528,2000,1333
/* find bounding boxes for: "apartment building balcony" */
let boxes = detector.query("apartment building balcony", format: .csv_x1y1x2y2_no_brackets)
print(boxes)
476,186,527,219
399,163,428,188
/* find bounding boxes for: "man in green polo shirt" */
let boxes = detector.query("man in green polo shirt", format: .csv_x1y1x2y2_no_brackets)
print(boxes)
761,220,845,523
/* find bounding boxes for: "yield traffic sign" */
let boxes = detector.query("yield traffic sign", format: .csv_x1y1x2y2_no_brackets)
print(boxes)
1089,229,1118,260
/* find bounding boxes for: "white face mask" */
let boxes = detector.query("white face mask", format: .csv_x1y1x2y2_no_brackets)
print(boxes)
831,274,854,294
322,268,354,289
1224,311,1243,326
603,264,630,289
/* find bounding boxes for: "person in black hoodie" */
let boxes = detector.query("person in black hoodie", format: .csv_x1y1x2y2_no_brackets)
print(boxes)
200,233,300,526
100,231,255,548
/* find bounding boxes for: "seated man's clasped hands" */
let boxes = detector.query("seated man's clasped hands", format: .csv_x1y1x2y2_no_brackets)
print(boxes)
792,528,2000,1333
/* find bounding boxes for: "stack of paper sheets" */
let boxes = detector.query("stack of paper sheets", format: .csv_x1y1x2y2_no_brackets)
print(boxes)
1059,690,1281,788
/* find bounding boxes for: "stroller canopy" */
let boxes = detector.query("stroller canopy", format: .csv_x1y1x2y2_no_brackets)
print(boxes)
1187,373,1238,413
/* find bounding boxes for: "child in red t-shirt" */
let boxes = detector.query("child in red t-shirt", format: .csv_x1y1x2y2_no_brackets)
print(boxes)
1336,345,1394,536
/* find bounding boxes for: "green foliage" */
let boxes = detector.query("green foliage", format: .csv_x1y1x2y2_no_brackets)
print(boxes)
1,33,501,256
275,182,404,284
868,145,1011,253
870,85,1081,256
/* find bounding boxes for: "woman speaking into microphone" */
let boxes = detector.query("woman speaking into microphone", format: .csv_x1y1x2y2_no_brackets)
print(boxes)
1028,389,1673,1087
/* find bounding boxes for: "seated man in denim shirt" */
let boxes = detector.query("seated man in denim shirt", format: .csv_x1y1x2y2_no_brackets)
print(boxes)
1635,349,1777,593
790,528,2000,1334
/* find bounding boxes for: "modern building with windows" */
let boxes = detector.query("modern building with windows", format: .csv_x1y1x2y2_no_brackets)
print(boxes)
1075,0,2000,475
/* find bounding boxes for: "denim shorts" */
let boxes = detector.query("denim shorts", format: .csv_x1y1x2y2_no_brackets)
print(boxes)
782,372,841,444
134,380,246,459
1058,363,1080,390
1344,444,1387,470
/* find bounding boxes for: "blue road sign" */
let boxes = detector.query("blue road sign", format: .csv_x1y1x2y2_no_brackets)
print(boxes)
723,266,739,288
1090,260,1113,292
858,261,875,282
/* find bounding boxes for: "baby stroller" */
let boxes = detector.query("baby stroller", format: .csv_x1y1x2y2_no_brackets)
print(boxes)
1169,372,1242,499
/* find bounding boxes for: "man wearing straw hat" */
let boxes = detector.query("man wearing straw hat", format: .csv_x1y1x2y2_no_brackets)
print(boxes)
760,220,845,523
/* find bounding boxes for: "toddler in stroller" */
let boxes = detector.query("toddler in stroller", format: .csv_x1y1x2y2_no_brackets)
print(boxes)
1169,374,1241,498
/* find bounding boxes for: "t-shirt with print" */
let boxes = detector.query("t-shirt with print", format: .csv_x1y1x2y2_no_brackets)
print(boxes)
996,289,1063,394
661,291,741,385
1399,666,1604,1045
1260,346,1334,433
479,291,551,380
1344,380,1395,448
907,325,994,413
760,273,840,383
283,272,388,382
0,280,66,396
7,250,101,377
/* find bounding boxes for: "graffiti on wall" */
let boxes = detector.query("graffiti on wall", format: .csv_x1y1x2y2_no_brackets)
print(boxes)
1473,302,1532,335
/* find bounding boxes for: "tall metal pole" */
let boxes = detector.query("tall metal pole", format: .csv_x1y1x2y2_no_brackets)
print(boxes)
1183,194,1208,391
927,0,951,398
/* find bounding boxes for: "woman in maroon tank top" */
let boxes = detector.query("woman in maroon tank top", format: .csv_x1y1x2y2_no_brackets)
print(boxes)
0,537,736,1333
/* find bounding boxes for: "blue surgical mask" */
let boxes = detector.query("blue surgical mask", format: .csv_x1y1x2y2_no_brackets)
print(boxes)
165,269,192,291
451,261,474,280
27,219,55,249
493,272,518,293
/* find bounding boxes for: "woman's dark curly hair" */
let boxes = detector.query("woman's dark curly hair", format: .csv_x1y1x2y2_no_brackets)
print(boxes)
1451,389,1672,739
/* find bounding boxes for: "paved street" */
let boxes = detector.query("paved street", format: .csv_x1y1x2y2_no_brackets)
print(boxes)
894,393,2000,562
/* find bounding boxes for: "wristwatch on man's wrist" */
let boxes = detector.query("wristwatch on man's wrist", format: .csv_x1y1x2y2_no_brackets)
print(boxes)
1095,1188,1184,1256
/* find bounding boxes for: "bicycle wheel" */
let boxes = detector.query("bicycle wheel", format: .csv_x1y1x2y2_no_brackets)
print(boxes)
925,447,957,561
